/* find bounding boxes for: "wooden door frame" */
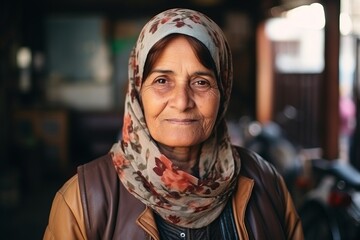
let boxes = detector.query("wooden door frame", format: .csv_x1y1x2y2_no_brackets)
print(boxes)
322,0,340,159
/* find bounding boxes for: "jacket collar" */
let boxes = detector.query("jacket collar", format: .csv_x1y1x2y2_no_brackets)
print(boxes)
232,176,254,239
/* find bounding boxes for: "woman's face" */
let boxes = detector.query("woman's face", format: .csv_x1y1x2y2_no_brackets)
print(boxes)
141,36,220,148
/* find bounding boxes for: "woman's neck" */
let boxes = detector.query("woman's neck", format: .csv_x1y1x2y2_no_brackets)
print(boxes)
157,143,201,175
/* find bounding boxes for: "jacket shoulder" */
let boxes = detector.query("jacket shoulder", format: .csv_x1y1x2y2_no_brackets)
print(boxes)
233,146,302,239
77,154,119,203
78,154,115,177
77,154,146,240
234,146,283,182
77,154,120,240
44,175,87,239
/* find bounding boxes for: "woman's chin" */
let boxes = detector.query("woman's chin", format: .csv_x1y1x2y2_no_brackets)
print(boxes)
157,137,203,149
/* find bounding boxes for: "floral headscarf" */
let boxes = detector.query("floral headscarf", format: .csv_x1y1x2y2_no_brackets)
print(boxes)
110,8,240,229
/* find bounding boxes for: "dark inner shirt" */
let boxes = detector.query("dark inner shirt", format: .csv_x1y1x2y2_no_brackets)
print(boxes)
155,200,238,240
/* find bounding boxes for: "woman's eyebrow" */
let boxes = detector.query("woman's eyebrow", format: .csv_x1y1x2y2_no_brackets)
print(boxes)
149,69,215,78
149,69,173,75
194,71,215,78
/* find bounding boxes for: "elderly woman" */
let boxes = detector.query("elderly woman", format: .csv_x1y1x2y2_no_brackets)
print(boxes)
43,8,303,240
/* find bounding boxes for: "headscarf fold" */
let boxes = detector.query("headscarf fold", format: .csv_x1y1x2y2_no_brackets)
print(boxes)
110,8,240,229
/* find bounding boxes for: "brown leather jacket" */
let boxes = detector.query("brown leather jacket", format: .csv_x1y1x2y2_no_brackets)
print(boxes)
43,147,303,240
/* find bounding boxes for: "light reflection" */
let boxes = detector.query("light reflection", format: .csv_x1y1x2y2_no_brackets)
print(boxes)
340,12,353,35
286,3,325,30
17,47,32,69
265,3,325,73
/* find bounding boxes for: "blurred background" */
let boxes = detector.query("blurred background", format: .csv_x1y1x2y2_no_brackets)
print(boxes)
0,0,360,239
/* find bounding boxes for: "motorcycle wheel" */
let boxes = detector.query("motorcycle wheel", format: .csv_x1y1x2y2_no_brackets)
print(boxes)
299,200,342,240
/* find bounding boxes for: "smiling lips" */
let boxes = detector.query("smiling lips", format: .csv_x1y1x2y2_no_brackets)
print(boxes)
165,118,198,125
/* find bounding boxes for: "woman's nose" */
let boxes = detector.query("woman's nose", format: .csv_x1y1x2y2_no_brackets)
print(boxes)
169,84,195,111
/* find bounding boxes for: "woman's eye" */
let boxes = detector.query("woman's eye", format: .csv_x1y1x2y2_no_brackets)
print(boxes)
192,79,213,89
154,78,167,84
194,80,209,86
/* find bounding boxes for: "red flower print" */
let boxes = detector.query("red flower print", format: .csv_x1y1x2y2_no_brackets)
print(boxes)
153,156,168,176
149,20,160,34
160,17,170,24
113,153,130,168
187,199,212,212
194,204,210,213
199,177,220,190
168,215,181,224
167,191,181,199
175,21,185,28
135,171,170,204
130,59,139,85
111,153,130,179
189,14,201,24
122,114,132,142
162,167,195,193
153,155,196,193
135,75,141,87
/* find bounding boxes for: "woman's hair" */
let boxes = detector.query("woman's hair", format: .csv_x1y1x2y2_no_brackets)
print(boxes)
142,33,218,83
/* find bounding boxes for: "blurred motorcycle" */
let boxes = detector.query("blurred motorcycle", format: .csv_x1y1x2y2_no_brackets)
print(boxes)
298,158,360,240
231,117,302,195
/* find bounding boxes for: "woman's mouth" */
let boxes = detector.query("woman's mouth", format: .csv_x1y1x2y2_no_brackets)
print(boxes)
165,118,197,125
